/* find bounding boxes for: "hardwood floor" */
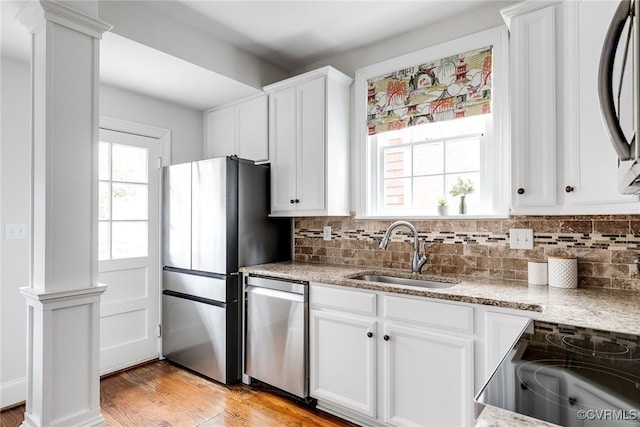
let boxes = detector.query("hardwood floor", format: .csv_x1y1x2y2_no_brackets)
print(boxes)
0,361,356,426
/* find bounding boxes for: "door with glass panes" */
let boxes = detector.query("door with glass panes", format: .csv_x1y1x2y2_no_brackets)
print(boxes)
98,128,160,374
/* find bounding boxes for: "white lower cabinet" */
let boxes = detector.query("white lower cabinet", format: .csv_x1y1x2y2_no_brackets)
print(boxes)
310,309,376,417
383,323,474,427
482,311,532,385
310,283,479,426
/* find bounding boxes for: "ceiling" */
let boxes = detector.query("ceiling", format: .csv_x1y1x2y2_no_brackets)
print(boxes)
1,0,493,111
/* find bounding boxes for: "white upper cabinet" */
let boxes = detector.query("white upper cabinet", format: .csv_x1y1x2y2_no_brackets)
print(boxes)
504,1,640,215
507,4,558,211
204,94,269,163
265,66,352,217
559,0,638,212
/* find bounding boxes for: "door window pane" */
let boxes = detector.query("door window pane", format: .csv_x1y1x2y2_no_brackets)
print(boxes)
99,142,110,180
112,183,148,220
99,182,110,221
99,221,110,261
112,222,147,259
112,144,148,183
99,139,150,261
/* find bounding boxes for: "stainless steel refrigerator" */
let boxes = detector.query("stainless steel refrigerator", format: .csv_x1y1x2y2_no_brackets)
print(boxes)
161,156,291,384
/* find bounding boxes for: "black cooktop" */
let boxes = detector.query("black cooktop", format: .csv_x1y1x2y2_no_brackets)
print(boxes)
475,321,640,426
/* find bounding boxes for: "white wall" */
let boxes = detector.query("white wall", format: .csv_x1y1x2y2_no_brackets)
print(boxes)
100,84,204,164
0,58,204,408
296,1,515,77
0,57,31,409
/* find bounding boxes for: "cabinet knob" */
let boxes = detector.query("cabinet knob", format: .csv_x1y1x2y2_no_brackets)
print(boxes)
565,185,574,193
383,335,390,341
290,199,295,204
367,332,373,338
568,397,577,406
517,188,525,195
520,382,528,391
295,199,300,204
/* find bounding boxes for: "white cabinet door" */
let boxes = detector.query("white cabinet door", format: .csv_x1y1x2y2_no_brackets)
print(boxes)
237,95,268,163
310,309,376,418
266,66,351,217
483,311,530,385
270,87,298,212
205,95,269,162
296,77,326,213
561,0,638,212
509,5,557,211
383,324,474,427
205,106,235,158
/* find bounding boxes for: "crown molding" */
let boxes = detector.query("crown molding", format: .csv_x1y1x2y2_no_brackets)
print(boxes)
500,1,559,30
17,0,112,38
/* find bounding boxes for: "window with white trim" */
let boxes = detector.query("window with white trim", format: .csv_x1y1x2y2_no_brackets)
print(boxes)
356,28,509,218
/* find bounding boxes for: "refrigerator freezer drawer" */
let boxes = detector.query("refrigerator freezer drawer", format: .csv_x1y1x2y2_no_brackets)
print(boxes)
163,270,227,302
162,293,227,383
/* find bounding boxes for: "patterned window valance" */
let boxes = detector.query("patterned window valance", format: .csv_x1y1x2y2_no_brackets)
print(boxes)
367,46,493,135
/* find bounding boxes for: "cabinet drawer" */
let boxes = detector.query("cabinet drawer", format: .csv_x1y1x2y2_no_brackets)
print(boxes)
310,283,376,316
383,295,473,335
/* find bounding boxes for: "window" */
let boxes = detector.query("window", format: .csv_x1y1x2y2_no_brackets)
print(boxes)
99,141,149,260
372,116,486,215
355,27,509,218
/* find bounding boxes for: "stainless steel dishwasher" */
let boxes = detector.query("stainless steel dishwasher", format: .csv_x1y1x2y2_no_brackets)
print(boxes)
245,275,309,400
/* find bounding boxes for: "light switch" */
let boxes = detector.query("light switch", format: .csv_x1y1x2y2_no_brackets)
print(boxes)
323,226,332,241
509,228,533,249
5,223,27,240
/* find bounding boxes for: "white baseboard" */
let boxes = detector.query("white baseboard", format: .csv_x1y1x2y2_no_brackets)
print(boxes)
0,376,26,409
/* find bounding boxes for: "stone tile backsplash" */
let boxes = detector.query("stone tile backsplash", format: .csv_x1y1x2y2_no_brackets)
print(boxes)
293,215,640,291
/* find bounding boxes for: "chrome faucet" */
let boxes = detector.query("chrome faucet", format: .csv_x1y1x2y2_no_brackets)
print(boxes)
379,220,428,274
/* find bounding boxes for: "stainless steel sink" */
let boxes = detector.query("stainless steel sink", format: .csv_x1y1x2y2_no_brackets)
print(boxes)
352,274,457,289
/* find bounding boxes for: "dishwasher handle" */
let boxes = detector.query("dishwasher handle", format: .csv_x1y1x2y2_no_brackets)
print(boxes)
245,285,305,303
245,275,307,295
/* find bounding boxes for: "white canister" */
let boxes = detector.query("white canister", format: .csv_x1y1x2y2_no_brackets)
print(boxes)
528,260,548,285
548,256,578,289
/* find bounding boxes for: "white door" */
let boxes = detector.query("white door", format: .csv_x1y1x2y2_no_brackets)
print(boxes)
270,86,298,213
98,128,161,374
310,309,377,418
297,77,326,212
383,324,474,427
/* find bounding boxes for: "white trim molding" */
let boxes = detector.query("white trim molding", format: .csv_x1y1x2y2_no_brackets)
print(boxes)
0,377,26,410
353,26,510,218
17,1,112,38
100,116,172,167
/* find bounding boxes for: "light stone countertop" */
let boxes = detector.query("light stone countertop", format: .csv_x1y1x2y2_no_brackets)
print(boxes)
239,261,640,427
240,260,640,336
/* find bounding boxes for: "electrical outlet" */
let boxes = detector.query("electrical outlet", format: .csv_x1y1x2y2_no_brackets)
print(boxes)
5,223,27,240
323,226,332,241
509,228,534,249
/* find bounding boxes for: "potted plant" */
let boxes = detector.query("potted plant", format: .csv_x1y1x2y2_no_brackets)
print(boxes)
449,178,475,214
437,197,448,216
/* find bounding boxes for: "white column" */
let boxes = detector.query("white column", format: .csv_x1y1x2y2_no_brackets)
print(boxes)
17,2,111,426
